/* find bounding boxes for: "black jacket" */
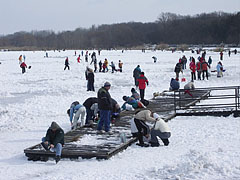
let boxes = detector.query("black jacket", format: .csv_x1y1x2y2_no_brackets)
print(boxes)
83,97,98,109
45,128,64,146
98,87,112,110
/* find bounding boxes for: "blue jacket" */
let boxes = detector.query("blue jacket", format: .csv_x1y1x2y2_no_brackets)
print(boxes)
216,64,223,72
170,78,180,90
70,104,83,123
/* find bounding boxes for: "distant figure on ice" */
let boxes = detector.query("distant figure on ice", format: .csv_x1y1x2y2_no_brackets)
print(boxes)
99,60,102,72
228,50,231,57
208,56,212,69
67,101,86,130
137,72,149,101
216,61,223,78
18,55,23,64
91,52,97,63
169,78,180,91
174,62,183,80
20,61,27,74
45,52,48,58
220,51,223,60
189,57,196,81
110,61,117,73
201,59,210,80
41,121,64,164
234,49,237,54
85,52,88,62
152,56,157,63
64,57,70,70
133,65,141,86
103,58,109,72
118,60,123,72
77,55,81,63
86,68,95,91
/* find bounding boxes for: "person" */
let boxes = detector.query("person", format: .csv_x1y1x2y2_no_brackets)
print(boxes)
121,96,145,110
83,97,98,126
174,62,182,79
184,81,195,97
133,109,158,147
216,61,223,78
228,50,231,57
77,55,81,63
85,52,88,62
181,55,187,69
67,101,86,130
20,61,27,74
97,82,112,134
152,56,157,63
18,55,23,64
103,58,109,72
201,59,210,80
234,49,237,54
189,58,196,81
118,60,123,72
110,61,117,73
220,51,223,60
99,60,102,72
86,68,95,91
196,59,202,80
149,113,171,147
169,78,179,91
208,56,212,68
111,98,121,121
64,57,70,70
137,72,149,101
41,121,64,163
131,88,140,100
91,52,97,63
133,65,141,86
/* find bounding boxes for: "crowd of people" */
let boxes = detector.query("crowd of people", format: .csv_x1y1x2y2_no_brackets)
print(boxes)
29,48,237,163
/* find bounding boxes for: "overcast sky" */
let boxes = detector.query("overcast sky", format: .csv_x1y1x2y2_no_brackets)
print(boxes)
0,0,239,35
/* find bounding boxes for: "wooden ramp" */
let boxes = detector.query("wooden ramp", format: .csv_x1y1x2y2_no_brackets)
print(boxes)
24,89,210,161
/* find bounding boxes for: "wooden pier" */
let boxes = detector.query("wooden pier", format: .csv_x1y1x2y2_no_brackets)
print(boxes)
24,89,211,161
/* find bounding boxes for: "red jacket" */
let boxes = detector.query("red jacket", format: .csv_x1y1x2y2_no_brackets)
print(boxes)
20,62,27,68
137,74,148,89
189,62,196,72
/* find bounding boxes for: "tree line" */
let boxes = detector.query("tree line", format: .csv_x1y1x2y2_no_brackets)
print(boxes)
0,11,239,50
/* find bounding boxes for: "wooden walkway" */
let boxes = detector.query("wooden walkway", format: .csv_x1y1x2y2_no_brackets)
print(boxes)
24,89,210,161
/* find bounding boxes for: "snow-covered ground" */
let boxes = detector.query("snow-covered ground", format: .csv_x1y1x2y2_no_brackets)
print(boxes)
0,49,239,180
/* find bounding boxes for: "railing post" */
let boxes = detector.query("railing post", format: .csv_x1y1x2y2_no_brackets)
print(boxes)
174,90,176,114
179,90,181,110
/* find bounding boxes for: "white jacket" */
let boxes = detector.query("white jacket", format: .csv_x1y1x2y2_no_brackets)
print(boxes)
154,118,170,133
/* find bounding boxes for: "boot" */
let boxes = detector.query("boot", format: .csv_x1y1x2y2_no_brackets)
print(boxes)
55,155,61,164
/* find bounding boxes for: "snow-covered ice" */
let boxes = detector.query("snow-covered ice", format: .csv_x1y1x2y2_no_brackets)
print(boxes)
0,49,239,180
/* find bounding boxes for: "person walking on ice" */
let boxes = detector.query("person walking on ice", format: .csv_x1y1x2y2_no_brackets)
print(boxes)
64,57,70,70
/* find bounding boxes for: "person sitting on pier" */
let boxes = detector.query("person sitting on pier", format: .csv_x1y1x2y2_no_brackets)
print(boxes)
41,121,64,164
184,81,195,97
121,96,145,111
133,109,159,147
169,78,180,91
67,101,86,130
149,113,171,147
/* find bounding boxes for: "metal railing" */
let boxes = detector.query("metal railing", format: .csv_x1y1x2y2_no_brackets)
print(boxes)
173,86,240,114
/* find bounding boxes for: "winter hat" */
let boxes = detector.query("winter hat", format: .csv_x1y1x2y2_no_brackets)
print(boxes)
122,96,128,101
50,121,60,130
131,88,136,93
104,81,111,87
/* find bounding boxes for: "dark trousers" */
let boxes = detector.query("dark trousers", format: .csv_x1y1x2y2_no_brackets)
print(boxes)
139,89,145,101
134,118,149,144
88,81,95,91
197,71,201,80
97,110,111,132
64,65,70,70
21,67,26,74
191,72,196,81
202,70,208,80
85,108,94,124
